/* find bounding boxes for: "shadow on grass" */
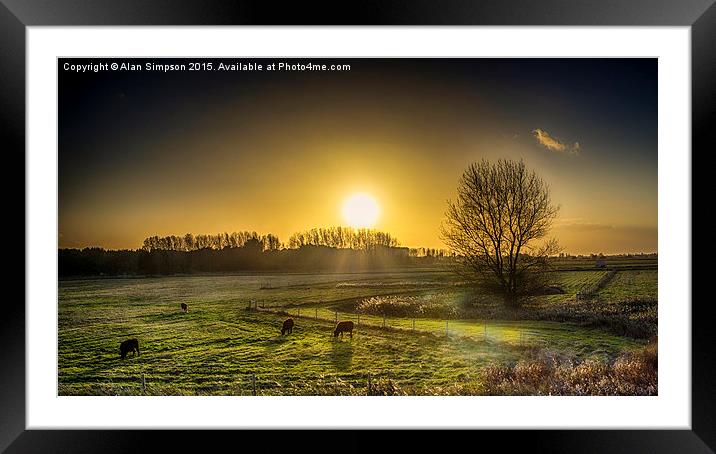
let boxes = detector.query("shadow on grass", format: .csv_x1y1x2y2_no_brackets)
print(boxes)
329,336,354,371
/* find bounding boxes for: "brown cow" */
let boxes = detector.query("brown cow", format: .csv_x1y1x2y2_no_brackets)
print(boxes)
333,321,354,338
180,303,188,313
119,338,140,359
281,318,294,335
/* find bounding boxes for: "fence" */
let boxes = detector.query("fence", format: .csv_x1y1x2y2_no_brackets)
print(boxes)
251,303,551,347
83,370,473,396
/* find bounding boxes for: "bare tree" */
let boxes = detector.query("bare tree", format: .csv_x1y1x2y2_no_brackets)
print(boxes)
441,159,560,306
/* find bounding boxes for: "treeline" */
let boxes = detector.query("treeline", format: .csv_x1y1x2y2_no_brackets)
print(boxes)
58,243,453,277
408,247,454,258
59,228,459,277
288,227,399,250
142,231,280,252
141,227,400,252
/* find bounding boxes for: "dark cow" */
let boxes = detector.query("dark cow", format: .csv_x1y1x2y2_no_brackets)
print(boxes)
181,302,188,313
281,318,294,335
119,338,140,359
333,321,354,338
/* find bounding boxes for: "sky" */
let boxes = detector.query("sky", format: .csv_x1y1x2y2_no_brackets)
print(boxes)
59,58,657,254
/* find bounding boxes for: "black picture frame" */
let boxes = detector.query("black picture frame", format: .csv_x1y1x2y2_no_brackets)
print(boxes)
4,1,710,452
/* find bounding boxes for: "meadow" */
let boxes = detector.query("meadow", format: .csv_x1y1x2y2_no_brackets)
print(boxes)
58,260,656,395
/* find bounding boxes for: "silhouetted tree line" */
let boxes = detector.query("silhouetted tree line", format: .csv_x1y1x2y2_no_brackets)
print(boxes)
59,228,455,277
287,227,399,250
142,231,281,252
408,247,455,258
141,227,399,253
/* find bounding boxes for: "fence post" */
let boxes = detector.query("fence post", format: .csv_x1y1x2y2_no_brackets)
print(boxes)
367,373,372,396
251,374,256,396
142,373,146,393
297,308,301,317
484,323,487,341
315,308,318,319
413,319,416,331
445,320,449,337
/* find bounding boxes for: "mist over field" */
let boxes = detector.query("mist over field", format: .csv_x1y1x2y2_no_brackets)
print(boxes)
59,256,657,396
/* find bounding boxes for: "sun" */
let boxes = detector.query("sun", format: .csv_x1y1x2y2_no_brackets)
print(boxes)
342,193,380,228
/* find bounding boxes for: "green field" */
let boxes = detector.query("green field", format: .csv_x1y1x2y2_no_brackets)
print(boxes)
59,268,654,395
597,269,658,301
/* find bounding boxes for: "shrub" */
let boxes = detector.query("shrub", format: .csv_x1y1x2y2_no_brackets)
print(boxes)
356,295,456,318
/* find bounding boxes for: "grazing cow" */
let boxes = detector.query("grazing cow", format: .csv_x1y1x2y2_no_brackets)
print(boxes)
281,318,294,335
333,321,354,339
119,338,140,359
180,302,188,313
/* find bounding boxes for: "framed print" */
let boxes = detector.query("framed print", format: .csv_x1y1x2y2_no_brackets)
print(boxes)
5,0,712,452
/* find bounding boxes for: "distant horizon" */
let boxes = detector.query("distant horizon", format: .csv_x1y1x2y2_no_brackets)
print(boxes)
58,226,658,257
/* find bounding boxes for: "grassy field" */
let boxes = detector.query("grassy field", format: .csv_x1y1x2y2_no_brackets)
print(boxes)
597,269,658,301
58,267,654,395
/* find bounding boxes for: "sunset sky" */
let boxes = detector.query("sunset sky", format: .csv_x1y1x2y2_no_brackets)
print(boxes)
59,58,657,254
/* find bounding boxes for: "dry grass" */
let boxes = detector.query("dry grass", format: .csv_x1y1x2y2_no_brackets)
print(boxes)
480,338,657,396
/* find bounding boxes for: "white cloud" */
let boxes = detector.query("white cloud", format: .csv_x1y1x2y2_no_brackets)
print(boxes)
532,129,580,155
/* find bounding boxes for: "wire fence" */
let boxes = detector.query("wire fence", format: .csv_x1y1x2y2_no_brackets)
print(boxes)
60,370,474,396
248,300,552,348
